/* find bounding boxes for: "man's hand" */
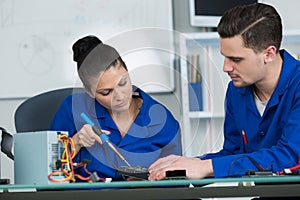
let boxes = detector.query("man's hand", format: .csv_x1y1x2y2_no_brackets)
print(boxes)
148,154,214,180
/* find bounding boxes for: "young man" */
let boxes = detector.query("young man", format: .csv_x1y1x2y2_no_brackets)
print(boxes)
149,3,300,180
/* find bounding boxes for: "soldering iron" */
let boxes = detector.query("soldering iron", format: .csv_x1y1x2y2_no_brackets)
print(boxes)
80,112,131,167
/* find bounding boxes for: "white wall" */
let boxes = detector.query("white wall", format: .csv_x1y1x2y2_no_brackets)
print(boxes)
262,0,300,30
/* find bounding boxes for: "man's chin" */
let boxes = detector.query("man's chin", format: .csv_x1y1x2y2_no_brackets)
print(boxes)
232,81,247,88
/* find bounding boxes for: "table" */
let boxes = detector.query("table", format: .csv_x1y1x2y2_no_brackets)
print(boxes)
1,175,300,199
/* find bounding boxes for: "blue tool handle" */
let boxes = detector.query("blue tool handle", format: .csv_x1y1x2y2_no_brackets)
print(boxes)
92,126,109,142
80,112,109,142
80,112,95,126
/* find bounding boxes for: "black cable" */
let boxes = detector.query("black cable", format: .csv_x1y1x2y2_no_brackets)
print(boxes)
227,155,266,176
101,142,119,170
246,155,264,171
101,141,132,180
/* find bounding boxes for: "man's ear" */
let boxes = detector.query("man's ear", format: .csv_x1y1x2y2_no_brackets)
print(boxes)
264,45,277,63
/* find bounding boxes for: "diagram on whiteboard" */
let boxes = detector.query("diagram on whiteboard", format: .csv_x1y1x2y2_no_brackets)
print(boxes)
0,0,13,27
19,35,55,75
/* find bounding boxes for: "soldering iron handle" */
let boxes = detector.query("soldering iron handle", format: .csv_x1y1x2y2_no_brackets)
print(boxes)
92,126,109,142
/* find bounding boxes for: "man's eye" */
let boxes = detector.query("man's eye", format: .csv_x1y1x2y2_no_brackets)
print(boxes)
231,58,242,63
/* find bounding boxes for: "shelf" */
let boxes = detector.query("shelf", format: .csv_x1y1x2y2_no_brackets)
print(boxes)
282,29,300,43
183,30,300,47
188,111,224,119
183,32,219,48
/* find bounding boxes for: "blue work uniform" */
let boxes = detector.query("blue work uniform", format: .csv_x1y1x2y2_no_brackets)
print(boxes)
51,87,182,180
201,50,300,177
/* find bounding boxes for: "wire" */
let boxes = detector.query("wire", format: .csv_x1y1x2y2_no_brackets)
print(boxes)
48,134,106,183
48,135,76,182
101,141,119,170
227,155,266,176
279,158,300,175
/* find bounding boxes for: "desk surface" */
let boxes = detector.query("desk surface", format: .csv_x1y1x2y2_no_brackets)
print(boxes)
1,175,300,199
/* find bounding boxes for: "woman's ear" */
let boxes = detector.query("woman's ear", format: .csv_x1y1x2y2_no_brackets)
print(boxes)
84,87,95,98
264,45,277,64
86,91,95,98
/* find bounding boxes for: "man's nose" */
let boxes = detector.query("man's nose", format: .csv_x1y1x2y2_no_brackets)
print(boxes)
223,58,234,72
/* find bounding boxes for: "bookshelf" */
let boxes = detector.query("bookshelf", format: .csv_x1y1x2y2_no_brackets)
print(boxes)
179,30,300,157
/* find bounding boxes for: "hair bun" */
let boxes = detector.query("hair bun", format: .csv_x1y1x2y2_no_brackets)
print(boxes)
72,35,102,69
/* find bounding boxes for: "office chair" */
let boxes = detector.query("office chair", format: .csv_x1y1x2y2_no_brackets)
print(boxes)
14,87,84,133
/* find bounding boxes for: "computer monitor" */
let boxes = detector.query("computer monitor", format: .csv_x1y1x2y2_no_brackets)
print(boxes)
189,0,258,27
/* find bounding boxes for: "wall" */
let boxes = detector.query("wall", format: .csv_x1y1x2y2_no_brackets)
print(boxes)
260,0,300,30
173,0,300,32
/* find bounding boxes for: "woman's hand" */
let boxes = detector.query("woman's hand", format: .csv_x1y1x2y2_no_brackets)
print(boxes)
148,154,214,180
72,124,110,154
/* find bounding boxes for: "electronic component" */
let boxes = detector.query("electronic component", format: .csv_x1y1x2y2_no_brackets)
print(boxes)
14,131,68,185
117,166,149,180
245,171,274,176
165,170,187,179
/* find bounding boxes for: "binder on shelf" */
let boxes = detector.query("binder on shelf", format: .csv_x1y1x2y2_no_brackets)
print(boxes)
188,82,203,111
187,54,203,111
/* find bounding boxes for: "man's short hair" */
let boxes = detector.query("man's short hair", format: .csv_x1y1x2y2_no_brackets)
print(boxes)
217,3,282,53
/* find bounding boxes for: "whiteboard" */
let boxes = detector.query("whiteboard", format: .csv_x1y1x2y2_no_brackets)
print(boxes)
0,0,174,98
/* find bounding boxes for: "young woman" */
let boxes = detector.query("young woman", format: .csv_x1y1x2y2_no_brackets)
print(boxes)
51,35,182,181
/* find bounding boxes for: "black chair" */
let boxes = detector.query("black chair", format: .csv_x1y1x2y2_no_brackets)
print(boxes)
14,87,84,133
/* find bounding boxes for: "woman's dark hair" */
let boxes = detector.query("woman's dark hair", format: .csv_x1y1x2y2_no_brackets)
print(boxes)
72,35,127,92
72,35,102,70
217,3,282,53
